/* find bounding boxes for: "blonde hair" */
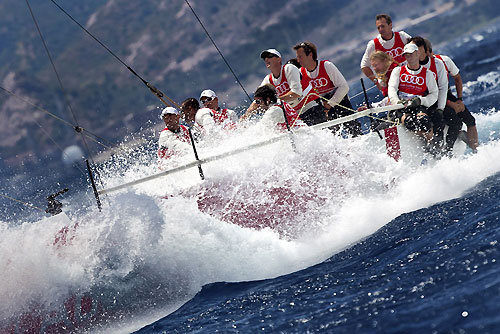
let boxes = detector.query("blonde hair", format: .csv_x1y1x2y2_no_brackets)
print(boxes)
370,51,396,81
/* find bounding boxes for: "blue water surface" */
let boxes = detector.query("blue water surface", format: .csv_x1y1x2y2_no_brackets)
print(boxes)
136,171,500,334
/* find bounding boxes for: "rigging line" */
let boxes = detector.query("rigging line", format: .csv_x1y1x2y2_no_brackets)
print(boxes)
184,0,252,101
0,87,104,194
0,85,114,150
25,0,80,129
0,85,73,127
349,84,377,100
48,0,180,109
33,117,89,177
26,1,110,196
0,193,46,212
25,0,96,169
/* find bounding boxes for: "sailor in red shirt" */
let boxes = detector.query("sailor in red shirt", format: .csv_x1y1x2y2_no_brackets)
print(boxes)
157,107,191,163
410,36,460,154
250,84,305,130
361,14,411,90
181,96,236,139
388,43,438,144
199,89,238,130
258,48,302,111
293,41,362,136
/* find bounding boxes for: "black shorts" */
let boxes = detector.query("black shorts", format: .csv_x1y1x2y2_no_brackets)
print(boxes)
447,90,476,127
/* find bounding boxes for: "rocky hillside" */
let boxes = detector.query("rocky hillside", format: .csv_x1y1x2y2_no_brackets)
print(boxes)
0,0,498,176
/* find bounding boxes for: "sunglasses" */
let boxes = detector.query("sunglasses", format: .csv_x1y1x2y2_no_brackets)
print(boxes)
201,96,214,104
299,42,312,54
254,99,264,105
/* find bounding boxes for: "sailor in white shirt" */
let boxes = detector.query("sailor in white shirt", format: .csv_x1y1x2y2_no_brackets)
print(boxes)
426,40,479,151
388,43,438,142
157,107,191,164
259,49,302,110
409,36,450,150
199,89,238,125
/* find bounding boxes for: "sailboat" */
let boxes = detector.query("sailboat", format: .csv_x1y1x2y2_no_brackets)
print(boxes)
1,2,476,333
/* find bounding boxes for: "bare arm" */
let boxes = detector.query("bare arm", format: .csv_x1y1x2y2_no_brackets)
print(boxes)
362,66,376,82
453,73,463,99
280,64,302,102
446,73,465,113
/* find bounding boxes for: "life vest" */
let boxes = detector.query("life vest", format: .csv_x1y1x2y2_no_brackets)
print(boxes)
268,66,291,98
434,54,450,74
268,65,307,113
380,61,399,97
299,60,335,109
427,56,440,82
157,125,190,159
274,101,304,130
300,60,336,96
374,31,406,64
211,107,236,130
398,65,428,97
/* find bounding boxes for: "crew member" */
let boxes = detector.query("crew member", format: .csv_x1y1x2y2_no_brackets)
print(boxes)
256,49,303,112
388,43,438,145
180,98,203,139
293,41,362,136
370,51,399,98
357,51,398,131
427,41,479,152
409,36,452,150
361,14,411,92
158,107,191,161
251,84,305,130
181,97,235,138
199,89,238,128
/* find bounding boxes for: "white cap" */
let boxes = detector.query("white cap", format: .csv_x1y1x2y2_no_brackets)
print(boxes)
160,107,180,117
403,43,418,55
200,89,217,99
260,48,281,59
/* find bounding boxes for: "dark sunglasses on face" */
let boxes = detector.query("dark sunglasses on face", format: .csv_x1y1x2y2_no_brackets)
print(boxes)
201,97,214,104
254,99,264,105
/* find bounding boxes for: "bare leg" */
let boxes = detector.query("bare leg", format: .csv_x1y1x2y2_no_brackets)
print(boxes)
466,125,479,151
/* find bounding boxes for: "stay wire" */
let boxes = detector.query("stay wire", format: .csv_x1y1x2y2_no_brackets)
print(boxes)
0,88,104,210
26,0,109,203
0,193,45,213
184,0,252,101
0,85,113,150
48,0,180,109
33,117,89,177
25,0,95,166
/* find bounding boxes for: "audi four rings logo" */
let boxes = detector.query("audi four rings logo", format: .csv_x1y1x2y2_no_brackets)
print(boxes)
276,82,290,96
400,74,424,85
386,47,404,59
310,78,330,89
